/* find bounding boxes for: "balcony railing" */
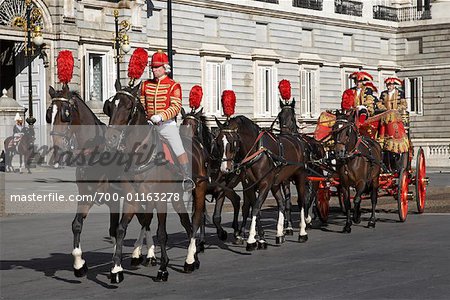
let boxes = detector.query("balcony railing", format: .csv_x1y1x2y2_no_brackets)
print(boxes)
373,5,431,22
335,0,363,17
255,0,279,3
293,0,323,11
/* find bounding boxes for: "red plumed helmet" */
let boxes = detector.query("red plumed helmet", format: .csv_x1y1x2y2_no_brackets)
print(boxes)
151,50,169,68
364,82,378,93
349,71,359,80
57,50,74,85
278,79,291,101
128,48,148,81
221,90,236,118
384,77,402,86
356,71,373,82
189,85,203,110
341,89,355,110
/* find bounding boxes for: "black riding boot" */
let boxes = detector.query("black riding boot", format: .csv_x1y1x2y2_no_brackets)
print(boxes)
181,163,195,191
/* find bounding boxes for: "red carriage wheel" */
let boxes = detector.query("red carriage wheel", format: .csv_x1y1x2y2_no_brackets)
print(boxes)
316,187,330,223
397,170,409,222
415,147,427,213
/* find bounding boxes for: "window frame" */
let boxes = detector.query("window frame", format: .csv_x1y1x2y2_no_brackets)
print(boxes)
404,76,423,116
299,64,320,119
254,61,278,118
83,45,115,103
201,56,232,116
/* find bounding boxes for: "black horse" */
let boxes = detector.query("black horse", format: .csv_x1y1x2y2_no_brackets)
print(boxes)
331,110,382,232
3,127,34,173
216,115,308,250
104,81,202,283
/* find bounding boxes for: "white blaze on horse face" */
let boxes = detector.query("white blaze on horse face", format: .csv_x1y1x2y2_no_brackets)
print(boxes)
220,135,230,173
186,237,197,264
277,211,285,237
72,246,85,270
247,216,257,244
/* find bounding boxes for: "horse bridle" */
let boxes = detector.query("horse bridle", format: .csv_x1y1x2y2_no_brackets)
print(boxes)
49,97,75,148
332,118,360,156
216,128,240,166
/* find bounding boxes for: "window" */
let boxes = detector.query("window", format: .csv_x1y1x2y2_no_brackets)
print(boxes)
303,28,313,47
255,64,278,117
404,77,423,115
203,59,232,115
300,67,320,118
407,38,422,54
83,47,114,103
343,33,353,51
256,22,268,43
204,15,218,37
342,68,359,91
380,38,390,55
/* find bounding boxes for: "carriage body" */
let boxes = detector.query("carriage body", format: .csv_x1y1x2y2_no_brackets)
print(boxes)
309,110,428,223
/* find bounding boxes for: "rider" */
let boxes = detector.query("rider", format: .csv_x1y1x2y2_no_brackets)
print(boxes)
12,113,24,149
376,77,410,154
140,50,194,189
341,71,377,126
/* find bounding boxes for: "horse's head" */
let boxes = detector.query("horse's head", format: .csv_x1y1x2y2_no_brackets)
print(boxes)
180,107,203,137
104,80,143,151
214,117,240,174
47,85,76,152
278,98,297,134
332,110,358,159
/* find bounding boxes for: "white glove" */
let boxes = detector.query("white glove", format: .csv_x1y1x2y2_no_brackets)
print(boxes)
150,114,163,125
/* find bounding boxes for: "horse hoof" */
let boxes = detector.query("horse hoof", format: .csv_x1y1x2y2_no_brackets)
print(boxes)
343,226,352,233
275,236,285,245
144,257,157,267
353,217,361,224
198,241,205,253
284,228,294,236
217,230,228,241
130,256,143,267
246,242,257,251
184,262,196,273
368,221,376,228
110,271,124,284
233,236,245,245
73,262,88,277
298,235,308,243
257,240,268,250
306,223,313,229
155,270,169,282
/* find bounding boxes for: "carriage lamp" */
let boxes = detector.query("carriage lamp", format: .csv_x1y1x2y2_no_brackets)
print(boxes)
12,0,44,127
113,9,132,82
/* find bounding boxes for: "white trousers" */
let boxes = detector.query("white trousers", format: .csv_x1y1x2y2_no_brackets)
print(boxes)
154,120,186,157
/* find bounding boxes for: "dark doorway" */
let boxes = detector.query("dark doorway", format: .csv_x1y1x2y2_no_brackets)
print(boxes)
0,40,16,97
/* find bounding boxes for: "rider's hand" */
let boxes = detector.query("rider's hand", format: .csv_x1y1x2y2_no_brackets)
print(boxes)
150,114,163,125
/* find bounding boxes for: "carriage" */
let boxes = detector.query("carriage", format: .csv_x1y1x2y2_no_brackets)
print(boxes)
309,109,429,224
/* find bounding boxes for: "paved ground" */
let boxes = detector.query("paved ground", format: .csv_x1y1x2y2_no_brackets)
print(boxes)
1,167,449,299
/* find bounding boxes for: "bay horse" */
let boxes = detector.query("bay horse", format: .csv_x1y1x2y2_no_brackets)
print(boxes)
181,108,250,244
4,127,34,173
104,81,202,283
216,115,308,250
276,99,327,225
47,85,152,277
331,110,382,232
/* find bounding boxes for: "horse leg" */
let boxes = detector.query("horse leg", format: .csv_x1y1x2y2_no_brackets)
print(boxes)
194,181,207,253
155,212,169,282
111,201,136,284
282,181,294,235
130,209,148,267
272,186,286,245
71,203,93,277
246,182,270,251
185,180,206,272
368,180,379,228
342,186,352,233
212,191,228,241
305,181,315,227
225,188,241,242
352,182,365,224
294,173,308,243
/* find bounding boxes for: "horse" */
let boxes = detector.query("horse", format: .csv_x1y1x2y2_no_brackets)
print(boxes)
46,84,153,278
215,115,308,250
180,108,245,243
331,110,382,232
276,99,327,225
104,81,203,283
3,127,34,173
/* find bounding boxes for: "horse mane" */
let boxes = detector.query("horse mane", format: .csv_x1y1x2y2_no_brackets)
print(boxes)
232,115,260,132
71,91,105,126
